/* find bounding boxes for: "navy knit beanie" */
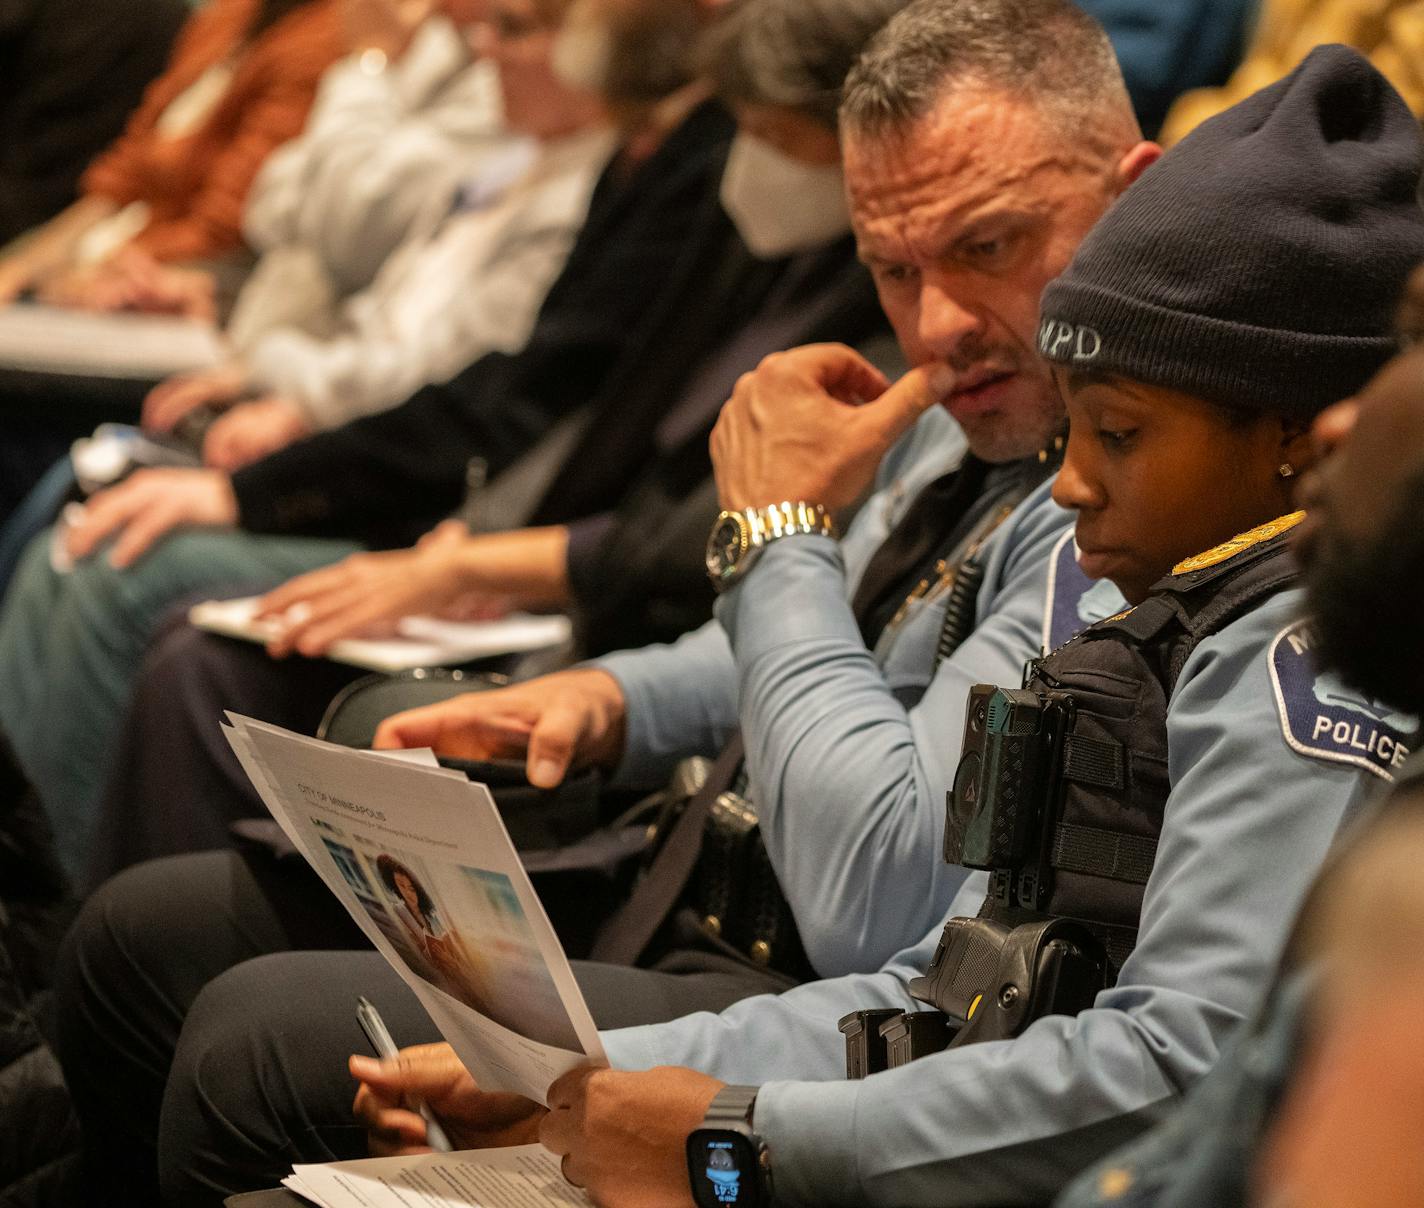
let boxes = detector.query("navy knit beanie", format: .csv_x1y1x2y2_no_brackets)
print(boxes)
1037,44,1424,420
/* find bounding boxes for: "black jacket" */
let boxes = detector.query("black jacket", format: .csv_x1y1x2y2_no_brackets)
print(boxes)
0,0,186,244
557,238,895,656
231,100,736,548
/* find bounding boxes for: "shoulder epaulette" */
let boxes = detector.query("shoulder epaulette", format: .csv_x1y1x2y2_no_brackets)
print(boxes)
1169,512,1305,578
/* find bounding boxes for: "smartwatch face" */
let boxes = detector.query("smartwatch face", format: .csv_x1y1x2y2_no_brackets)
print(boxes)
686,1130,764,1208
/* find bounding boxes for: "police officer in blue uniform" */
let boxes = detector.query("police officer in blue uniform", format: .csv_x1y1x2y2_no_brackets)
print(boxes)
1049,269,1424,1208
347,45,1424,1208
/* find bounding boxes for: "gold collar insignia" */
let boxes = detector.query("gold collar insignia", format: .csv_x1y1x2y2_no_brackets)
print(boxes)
1171,511,1306,576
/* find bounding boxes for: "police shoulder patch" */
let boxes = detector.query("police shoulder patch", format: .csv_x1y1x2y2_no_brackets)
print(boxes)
1269,620,1415,780
1172,511,1306,576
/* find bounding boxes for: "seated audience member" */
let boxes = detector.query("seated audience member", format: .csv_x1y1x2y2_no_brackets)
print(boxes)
232,0,508,317
57,40,1421,1208
0,0,344,315
1159,0,1424,143
0,0,343,520
0,0,734,876
0,0,520,571
82,0,908,883
141,0,619,472
54,0,1171,1195
1053,264,1424,1208
0,0,187,247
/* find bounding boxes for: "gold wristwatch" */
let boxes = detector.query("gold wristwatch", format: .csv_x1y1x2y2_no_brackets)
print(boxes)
705,501,837,592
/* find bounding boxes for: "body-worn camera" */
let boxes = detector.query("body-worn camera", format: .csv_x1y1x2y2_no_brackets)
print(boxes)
944,684,1075,911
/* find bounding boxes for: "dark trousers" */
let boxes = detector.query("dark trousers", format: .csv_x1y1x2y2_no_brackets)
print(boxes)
54,850,789,1207
86,611,365,891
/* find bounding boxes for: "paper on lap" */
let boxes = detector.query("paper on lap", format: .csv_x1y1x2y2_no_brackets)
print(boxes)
223,714,606,1108
285,1146,592,1208
0,303,224,378
191,596,572,672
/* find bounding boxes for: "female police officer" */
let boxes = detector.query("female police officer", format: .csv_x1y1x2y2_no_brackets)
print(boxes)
343,44,1424,1208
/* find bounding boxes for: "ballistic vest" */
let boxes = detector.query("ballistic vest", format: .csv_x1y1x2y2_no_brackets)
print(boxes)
1001,517,1299,959
900,515,1304,1054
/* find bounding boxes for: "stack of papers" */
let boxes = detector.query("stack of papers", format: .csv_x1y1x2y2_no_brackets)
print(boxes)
191,596,573,672
285,1147,592,1208
0,303,225,378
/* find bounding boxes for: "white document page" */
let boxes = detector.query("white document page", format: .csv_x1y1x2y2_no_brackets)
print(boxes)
223,715,605,1105
191,596,572,672
0,304,225,378
285,1146,591,1208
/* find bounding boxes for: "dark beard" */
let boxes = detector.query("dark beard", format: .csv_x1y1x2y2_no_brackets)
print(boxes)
1304,469,1424,715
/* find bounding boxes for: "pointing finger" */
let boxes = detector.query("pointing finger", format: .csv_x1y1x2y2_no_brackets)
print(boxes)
864,363,957,441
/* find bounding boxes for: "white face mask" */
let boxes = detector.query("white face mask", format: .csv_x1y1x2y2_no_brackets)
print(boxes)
719,134,851,259
551,2,613,93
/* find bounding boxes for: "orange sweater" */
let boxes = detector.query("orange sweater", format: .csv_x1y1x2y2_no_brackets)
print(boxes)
80,0,344,263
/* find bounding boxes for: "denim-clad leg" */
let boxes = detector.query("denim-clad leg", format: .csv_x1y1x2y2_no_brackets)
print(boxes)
0,527,362,875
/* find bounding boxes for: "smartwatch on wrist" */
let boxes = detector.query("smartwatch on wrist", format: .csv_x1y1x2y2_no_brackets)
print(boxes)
705,501,836,593
687,1085,771,1208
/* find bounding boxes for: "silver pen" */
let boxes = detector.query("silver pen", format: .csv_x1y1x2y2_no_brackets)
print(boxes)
356,996,454,1152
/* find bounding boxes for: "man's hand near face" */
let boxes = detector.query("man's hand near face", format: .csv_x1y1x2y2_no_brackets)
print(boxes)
372,667,627,787
710,343,955,517
541,1065,724,1207
64,468,238,569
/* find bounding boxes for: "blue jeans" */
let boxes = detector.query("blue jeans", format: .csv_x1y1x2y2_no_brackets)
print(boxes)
0,456,75,596
0,526,362,875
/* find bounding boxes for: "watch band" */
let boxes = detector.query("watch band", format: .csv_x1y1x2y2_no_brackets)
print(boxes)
703,1085,759,1128
749,501,837,543
706,501,837,592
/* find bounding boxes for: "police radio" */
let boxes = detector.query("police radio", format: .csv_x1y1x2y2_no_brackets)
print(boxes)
944,683,1076,911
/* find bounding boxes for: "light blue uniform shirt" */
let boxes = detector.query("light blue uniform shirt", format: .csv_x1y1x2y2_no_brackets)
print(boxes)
597,411,1105,978
602,500,1386,1205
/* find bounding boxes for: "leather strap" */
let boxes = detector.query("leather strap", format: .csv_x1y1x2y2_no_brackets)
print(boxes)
590,734,745,964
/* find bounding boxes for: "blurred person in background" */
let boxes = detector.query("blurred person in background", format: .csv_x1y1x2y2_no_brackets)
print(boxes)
0,0,730,880
1160,0,1424,143
0,0,187,247
139,0,619,472
1076,0,1257,138
233,0,510,320
0,0,520,568
0,0,345,317
79,0,906,886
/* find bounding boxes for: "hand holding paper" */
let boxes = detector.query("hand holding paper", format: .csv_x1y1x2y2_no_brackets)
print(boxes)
350,1044,544,1157
223,714,606,1105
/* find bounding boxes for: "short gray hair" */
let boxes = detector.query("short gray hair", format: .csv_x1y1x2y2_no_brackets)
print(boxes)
841,0,1134,139
703,0,913,130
